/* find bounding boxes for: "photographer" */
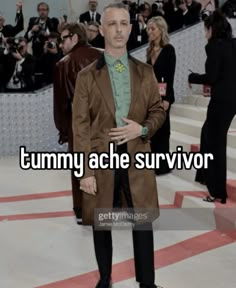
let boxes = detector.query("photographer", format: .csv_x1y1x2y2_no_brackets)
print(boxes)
0,2,24,38
221,0,236,18
177,0,202,26
24,2,59,58
151,0,166,18
37,32,63,85
131,2,151,48
2,37,35,92
86,22,104,48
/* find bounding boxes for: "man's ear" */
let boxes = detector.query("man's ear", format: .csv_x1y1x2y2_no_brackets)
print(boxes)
99,25,104,37
72,33,79,44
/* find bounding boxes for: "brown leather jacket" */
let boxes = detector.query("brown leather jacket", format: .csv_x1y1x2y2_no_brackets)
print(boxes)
53,42,102,145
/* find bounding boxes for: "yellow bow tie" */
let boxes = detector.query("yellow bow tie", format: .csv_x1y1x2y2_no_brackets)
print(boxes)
115,62,126,73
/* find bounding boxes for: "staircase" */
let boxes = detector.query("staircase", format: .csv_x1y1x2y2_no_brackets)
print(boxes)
169,95,236,202
155,95,236,230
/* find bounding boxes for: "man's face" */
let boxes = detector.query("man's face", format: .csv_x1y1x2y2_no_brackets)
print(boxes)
89,0,97,12
87,24,99,41
0,16,5,28
38,4,49,19
143,4,151,18
99,8,131,50
60,29,76,55
18,41,28,57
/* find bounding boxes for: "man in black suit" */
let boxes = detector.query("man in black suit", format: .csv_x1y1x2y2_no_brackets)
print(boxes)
86,22,104,48
0,1,24,38
1,37,35,92
178,0,201,26
24,2,59,58
79,0,101,24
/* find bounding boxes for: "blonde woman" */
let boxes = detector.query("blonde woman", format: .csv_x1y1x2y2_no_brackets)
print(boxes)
147,16,176,175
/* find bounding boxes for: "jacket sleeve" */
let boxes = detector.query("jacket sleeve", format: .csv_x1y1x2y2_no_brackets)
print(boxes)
188,72,209,84
188,41,221,85
163,45,176,104
205,41,221,84
53,62,71,143
142,68,166,141
21,55,36,91
79,13,85,23
4,11,24,37
72,71,94,179
24,18,35,41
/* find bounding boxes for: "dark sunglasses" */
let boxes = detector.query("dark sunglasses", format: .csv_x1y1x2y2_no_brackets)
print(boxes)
61,33,74,43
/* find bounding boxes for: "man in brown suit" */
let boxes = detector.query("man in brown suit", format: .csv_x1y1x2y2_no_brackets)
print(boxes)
53,23,102,224
73,3,165,288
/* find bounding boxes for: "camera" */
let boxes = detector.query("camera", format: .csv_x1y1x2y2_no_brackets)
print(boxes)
46,41,56,49
38,22,44,31
201,9,211,20
6,37,21,53
153,0,164,10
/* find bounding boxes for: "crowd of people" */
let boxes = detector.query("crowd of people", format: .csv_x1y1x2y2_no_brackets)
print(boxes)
0,0,217,93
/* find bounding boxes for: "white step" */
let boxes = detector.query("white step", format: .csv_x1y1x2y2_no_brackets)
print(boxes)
170,115,236,149
170,115,202,138
172,163,236,183
171,103,236,129
157,173,205,205
170,131,236,173
171,104,207,122
183,95,210,107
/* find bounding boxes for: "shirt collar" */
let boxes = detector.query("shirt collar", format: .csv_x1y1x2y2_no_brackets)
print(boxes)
104,51,129,69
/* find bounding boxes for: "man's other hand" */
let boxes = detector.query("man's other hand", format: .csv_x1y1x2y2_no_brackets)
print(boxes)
80,176,97,195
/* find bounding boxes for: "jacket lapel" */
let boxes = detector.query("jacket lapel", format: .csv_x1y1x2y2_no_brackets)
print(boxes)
93,55,116,121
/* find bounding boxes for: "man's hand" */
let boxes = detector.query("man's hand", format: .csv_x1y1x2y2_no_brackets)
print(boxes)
47,47,58,54
179,3,188,12
137,14,145,25
41,30,50,37
162,100,170,111
80,176,97,195
31,25,40,33
12,50,23,61
109,118,142,145
16,1,23,11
